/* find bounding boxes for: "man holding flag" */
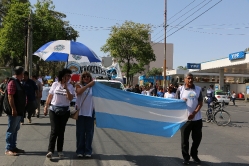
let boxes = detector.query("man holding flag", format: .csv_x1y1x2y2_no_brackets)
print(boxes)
175,72,203,165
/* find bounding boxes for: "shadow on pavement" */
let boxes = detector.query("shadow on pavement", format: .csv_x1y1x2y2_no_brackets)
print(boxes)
88,154,249,166
23,123,75,126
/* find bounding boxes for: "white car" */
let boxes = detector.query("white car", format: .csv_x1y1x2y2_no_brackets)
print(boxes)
204,90,229,105
95,79,124,90
215,90,230,105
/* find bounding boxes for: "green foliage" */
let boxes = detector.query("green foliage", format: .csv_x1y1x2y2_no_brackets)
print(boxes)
146,67,162,77
0,0,30,66
177,66,187,70
101,21,155,85
0,0,79,76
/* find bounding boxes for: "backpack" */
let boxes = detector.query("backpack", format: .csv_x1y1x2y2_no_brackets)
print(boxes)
3,78,15,115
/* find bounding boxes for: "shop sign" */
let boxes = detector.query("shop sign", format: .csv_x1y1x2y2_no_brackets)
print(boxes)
229,51,245,60
187,63,201,69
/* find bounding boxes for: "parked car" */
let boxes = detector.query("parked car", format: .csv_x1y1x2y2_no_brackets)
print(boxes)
95,79,125,90
204,90,229,105
215,90,230,105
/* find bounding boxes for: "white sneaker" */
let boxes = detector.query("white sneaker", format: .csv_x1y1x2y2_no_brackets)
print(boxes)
46,152,52,159
85,154,91,158
77,154,83,158
58,152,64,159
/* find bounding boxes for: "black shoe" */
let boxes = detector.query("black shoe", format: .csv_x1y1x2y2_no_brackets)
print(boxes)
192,156,201,164
36,114,39,118
182,159,190,165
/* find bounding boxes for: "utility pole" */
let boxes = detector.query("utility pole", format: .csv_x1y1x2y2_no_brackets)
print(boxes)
163,0,167,90
27,10,33,77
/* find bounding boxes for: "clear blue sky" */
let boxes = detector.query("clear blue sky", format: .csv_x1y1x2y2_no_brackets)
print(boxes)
30,0,249,69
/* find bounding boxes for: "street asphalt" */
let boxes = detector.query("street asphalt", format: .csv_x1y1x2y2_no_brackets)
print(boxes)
0,100,249,166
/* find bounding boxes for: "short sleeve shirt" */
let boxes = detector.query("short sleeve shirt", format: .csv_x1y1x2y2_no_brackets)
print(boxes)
49,82,75,106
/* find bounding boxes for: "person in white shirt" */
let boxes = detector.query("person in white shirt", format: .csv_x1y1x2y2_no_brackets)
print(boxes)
164,87,176,99
44,69,74,159
38,76,43,85
75,71,95,158
175,72,203,165
141,86,147,95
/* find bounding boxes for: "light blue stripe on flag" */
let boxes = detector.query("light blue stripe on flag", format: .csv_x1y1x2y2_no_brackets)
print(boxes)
92,82,188,137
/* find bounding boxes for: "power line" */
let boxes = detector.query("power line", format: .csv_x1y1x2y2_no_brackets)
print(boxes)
166,0,223,38
181,28,249,36
168,0,196,22
168,0,208,25
168,25,249,30
153,0,210,43
152,0,197,40
152,0,223,45
166,0,213,34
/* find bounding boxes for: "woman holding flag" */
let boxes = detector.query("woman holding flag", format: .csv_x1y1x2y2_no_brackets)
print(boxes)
75,71,95,158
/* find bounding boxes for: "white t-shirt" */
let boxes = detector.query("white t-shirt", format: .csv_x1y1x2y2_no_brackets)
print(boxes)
179,86,202,121
38,78,43,84
141,90,147,95
76,84,93,117
49,82,75,107
164,92,176,99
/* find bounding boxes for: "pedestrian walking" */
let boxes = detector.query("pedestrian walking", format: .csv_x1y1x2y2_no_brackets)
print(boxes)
0,77,8,116
4,66,26,156
32,75,43,118
231,91,236,105
44,69,74,159
21,71,38,124
75,71,95,158
175,72,203,165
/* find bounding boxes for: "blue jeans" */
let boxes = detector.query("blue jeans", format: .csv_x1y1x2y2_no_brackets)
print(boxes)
76,115,95,155
6,115,22,151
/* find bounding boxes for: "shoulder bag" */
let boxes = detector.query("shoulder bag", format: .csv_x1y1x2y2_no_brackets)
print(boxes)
70,87,90,120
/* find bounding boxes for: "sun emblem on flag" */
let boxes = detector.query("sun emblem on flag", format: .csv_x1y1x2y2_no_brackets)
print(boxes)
54,45,65,51
72,55,82,60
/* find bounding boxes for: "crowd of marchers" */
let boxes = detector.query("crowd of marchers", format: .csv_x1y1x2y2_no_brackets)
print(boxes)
126,82,183,99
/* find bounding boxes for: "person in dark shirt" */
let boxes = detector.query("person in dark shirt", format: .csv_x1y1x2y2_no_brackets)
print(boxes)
132,84,141,94
21,71,38,124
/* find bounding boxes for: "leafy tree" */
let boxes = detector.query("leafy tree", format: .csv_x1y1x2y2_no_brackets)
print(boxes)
101,21,155,85
146,67,162,84
177,66,187,70
32,0,79,76
0,0,79,78
0,0,30,66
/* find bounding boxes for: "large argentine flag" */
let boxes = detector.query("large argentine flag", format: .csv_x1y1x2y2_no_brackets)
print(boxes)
92,82,188,137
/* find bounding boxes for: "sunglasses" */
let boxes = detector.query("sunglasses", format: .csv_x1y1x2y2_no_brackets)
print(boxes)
82,75,90,78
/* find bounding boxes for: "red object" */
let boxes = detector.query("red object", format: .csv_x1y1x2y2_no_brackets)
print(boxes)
238,93,244,98
71,74,80,82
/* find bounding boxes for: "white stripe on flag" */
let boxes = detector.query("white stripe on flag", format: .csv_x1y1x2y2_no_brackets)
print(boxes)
93,97,187,123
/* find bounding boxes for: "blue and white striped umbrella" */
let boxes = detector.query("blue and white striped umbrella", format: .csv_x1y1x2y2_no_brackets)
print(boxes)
33,40,101,62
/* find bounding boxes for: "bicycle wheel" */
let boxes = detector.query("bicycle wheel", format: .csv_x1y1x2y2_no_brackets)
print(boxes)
205,108,214,123
214,110,231,126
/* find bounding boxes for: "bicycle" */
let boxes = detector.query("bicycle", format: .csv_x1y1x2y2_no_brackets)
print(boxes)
205,100,231,126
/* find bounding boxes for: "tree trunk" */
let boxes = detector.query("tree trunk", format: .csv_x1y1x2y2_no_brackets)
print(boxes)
126,59,130,85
